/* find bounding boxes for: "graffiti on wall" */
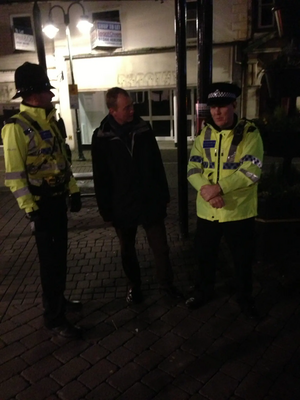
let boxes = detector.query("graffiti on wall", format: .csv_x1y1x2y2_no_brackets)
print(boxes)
117,71,176,87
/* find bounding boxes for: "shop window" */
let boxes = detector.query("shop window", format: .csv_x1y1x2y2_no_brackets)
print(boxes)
152,120,171,137
187,1,197,42
253,0,275,31
92,10,120,22
151,90,170,116
131,91,149,116
11,15,35,51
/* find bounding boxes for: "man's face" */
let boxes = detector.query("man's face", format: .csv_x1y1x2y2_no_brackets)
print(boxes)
210,101,236,129
110,94,134,125
25,90,54,109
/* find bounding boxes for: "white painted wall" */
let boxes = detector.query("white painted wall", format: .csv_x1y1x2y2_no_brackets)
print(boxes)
0,0,250,149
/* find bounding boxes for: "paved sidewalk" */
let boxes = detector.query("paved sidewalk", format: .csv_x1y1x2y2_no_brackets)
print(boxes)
1,148,300,399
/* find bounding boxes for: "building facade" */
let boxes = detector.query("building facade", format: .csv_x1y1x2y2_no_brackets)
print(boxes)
0,0,281,149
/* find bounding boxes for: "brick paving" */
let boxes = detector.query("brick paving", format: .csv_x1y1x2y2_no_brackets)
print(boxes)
1,146,300,399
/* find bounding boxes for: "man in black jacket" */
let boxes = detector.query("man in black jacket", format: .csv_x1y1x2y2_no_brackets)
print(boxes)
91,87,182,304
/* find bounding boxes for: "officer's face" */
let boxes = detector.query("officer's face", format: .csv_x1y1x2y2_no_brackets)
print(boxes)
110,94,134,125
210,101,236,129
37,90,55,109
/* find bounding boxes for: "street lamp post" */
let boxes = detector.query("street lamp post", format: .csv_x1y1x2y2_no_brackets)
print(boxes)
43,1,93,161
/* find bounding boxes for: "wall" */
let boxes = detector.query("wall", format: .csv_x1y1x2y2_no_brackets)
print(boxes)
0,0,250,149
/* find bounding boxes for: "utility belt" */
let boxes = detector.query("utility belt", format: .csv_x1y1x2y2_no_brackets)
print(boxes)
29,175,68,197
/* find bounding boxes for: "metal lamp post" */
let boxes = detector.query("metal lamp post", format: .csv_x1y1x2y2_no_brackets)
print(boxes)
43,1,93,161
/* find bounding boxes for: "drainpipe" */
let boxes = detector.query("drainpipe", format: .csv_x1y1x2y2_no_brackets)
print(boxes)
196,0,212,134
33,1,47,70
175,0,188,238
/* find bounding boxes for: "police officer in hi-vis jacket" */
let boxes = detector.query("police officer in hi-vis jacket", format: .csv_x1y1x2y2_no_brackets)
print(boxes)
186,82,264,318
1,62,83,338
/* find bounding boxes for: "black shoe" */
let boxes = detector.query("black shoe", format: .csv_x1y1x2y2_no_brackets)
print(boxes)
185,296,205,310
185,291,212,310
65,299,83,312
48,321,83,339
160,285,184,299
126,287,144,304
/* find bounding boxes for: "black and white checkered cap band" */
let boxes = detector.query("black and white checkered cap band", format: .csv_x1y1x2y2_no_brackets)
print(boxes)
208,90,236,100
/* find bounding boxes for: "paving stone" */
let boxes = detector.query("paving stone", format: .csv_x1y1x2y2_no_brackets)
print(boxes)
53,340,90,363
141,368,173,392
107,362,147,392
158,349,196,377
150,332,185,357
20,329,52,349
220,360,252,381
172,373,203,395
124,330,159,353
134,350,164,371
50,357,90,386
21,341,58,365
206,336,239,362
0,375,29,400
16,377,60,400
85,382,120,400
268,372,300,398
181,331,214,356
171,315,203,339
100,328,134,351
148,319,173,337
78,359,118,389
117,382,156,400
21,355,62,383
151,383,190,400
80,344,110,364
200,371,239,399
107,346,136,367
185,354,222,384
235,371,273,400
0,324,35,344
0,357,28,384
0,341,28,365
56,380,89,400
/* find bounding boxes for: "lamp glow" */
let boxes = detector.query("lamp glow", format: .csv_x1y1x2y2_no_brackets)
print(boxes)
42,23,59,39
76,15,93,34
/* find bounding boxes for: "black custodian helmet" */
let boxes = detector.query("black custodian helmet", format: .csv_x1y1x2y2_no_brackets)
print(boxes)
12,62,55,99
207,82,241,107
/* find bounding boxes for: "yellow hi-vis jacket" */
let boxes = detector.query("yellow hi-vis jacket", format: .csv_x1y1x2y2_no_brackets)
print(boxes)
187,118,264,222
1,103,79,214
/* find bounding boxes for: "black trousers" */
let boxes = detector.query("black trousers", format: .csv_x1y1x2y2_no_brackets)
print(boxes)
34,195,68,328
115,220,173,288
195,217,255,301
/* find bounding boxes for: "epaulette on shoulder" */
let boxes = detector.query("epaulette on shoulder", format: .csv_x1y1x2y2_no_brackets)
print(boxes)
4,117,17,125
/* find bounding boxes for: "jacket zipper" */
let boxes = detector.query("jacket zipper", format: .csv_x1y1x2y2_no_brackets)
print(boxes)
217,134,222,183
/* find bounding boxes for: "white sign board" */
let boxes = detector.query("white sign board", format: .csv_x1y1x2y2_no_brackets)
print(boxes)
91,21,122,49
14,32,35,51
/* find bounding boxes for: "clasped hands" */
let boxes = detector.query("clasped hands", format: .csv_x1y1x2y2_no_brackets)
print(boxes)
200,184,225,209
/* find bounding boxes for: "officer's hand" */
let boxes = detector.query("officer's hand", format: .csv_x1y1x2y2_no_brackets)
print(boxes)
70,192,82,212
200,184,221,202
209,195,225,209
26,210,41,234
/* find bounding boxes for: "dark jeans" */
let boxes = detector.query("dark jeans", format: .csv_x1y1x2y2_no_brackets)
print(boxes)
34,195,68,328
195,217,255,301
115,219,173,288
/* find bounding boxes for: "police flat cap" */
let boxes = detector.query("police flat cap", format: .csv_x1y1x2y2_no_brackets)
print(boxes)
207,82,241,106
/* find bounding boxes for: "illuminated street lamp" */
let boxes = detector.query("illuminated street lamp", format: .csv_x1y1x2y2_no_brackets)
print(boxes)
43,1,93,161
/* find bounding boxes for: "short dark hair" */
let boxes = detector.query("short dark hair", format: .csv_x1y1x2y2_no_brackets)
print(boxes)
106,87,130,109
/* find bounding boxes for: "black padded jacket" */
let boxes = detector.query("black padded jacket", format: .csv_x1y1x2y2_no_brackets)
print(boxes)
91,114,170,228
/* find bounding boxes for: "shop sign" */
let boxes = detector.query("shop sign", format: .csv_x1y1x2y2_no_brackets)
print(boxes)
91,20,122,49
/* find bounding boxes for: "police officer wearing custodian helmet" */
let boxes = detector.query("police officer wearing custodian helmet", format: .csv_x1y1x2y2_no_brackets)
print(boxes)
1,62,83,338
186,82,264,318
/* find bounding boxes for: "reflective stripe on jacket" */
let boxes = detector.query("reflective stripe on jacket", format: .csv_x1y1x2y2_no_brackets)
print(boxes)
187,118,264,222
1,104,79,213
